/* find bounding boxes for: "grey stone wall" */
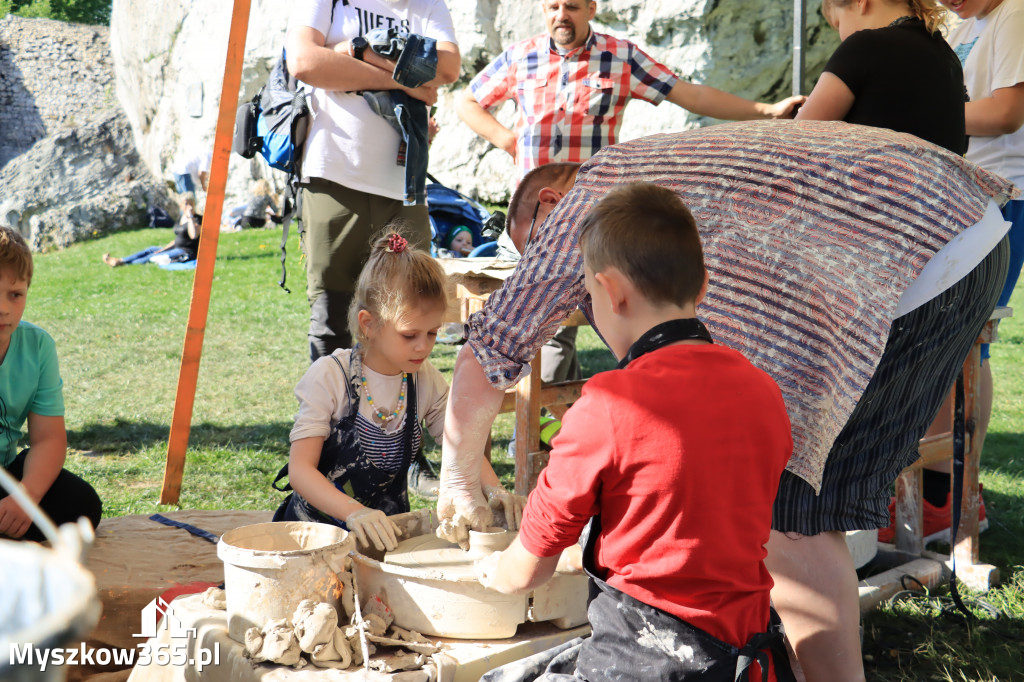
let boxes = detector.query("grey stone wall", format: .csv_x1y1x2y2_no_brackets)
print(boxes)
0,15,117,169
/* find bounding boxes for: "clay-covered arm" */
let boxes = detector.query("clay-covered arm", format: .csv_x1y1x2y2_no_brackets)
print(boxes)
475,536,559,594
665,80,805,120
965,83,1024,137
437,344,505,545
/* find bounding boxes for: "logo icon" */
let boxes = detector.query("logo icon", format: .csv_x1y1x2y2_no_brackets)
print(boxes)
133,597,196,639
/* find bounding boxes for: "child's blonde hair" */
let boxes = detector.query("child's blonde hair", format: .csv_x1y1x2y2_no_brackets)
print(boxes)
254,179,271,197
179,191,197,208
824,0,947,34
348,230,449,344
0,226,33,285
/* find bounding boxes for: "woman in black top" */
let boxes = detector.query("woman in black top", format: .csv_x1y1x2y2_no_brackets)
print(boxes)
796,0,967,154
102,192,201,267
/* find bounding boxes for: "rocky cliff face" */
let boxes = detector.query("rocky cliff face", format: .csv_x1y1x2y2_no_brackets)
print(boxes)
0,110,173,251
110,0,837,204
0,15,116,168
0,15,172,250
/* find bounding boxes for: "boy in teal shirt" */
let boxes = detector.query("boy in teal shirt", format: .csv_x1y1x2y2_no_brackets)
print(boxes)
0,226,101,541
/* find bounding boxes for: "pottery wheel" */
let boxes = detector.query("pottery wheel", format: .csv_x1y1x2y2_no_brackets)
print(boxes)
385,532,517,579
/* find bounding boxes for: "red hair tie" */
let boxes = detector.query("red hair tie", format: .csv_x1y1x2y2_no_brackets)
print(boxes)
386,234,408,253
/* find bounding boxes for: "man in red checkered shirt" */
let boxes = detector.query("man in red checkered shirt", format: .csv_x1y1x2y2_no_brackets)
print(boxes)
456,0,805,180
456,0,805,400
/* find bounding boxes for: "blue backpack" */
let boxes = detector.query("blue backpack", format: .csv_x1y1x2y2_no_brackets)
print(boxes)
232,0,340,291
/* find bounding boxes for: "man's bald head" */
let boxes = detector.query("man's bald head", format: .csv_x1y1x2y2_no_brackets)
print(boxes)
507,163,581,254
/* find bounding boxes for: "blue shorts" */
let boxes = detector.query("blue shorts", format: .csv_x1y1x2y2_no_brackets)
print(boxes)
773,236,1010,535
174,173,197,194
982,199,1024,361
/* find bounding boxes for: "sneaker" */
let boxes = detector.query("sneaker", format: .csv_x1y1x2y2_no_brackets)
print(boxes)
878,486,988,544
408,455,440,499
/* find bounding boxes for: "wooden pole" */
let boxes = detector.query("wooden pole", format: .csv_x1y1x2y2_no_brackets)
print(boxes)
793,0,806,96
160,0,252,504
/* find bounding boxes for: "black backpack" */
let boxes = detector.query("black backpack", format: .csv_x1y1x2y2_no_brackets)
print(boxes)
233,0,340,292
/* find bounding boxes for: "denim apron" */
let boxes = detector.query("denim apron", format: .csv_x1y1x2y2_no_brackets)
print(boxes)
273,351,419,525
482,319,796,682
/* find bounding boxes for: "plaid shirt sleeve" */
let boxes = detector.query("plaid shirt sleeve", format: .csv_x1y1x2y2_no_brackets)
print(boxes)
625,40,678,105
465,188,598,390
471,48,516,111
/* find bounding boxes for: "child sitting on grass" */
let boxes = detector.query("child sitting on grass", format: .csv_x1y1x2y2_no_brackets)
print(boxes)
0,227,102,541
476,184,795,681
232,179,282,230
274,231,517,552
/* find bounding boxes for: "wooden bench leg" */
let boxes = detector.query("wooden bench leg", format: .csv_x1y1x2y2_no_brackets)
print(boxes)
514,356,542,497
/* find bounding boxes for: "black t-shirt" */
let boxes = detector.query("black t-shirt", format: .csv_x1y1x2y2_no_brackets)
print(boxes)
173,213,202,260
824,18,967,155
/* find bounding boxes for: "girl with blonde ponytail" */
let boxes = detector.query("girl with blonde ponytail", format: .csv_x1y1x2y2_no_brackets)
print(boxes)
273,231,488,552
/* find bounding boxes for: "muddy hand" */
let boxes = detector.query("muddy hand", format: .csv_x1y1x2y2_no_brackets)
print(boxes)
436,489,491,550
483,485,526,531
346,508,401,552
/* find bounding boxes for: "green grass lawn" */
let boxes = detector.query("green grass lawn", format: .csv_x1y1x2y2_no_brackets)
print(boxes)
24,226,1024,680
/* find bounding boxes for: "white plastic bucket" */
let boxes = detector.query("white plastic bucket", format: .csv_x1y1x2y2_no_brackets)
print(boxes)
0,469,100,682
216,522,354,643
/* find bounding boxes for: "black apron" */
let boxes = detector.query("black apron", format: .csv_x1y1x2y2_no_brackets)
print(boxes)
482,319,796,682
273,351,419,525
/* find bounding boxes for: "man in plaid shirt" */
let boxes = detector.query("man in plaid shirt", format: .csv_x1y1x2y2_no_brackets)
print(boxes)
457,0,805,387
456,0,805,180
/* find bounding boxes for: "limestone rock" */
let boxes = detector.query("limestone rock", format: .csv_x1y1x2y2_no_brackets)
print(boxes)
110,0,292,210
0,15,117,169
0,110,174,252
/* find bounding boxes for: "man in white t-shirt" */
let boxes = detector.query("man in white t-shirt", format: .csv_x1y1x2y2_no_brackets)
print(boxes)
287,0,460,361
169,149,212,196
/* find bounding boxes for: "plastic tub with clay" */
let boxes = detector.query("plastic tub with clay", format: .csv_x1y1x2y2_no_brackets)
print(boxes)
217,521,354,643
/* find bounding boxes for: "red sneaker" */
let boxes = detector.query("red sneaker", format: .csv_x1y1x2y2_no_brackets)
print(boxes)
877,487,988,544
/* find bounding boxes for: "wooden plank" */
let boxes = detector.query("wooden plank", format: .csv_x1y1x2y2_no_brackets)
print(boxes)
954,343,982,565
499,380,586,414
515,356,542,496
528,451,550,492
160,0,251,504
906,434,955,470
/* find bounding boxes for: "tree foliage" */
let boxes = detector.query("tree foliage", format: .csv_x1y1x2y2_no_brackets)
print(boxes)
1,0,111,25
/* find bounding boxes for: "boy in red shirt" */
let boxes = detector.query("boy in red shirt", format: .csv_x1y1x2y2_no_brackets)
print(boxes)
476,184,795,681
